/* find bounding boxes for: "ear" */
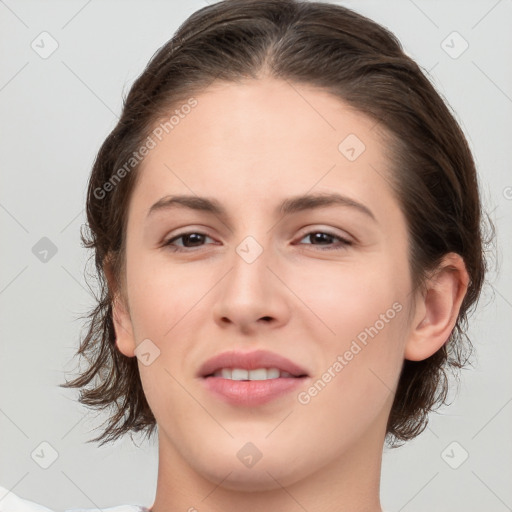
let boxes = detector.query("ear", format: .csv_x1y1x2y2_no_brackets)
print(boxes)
103,256,136,358
405,253,470,361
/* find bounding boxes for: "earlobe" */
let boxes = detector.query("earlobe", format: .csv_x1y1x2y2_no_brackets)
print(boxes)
103,257,136,358
404,253,469,361
111,295,136,358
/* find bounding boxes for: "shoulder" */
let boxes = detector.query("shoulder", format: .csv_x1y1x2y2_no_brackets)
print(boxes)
66,507,150,512
66,507,149,512
0,487,149,512
0,486,54,512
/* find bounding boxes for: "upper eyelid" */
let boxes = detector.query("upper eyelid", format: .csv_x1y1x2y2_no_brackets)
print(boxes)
167,221,351,235
166,226,350,238
297,226,352,241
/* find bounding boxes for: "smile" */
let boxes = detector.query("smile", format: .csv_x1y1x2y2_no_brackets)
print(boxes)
210,368,296,380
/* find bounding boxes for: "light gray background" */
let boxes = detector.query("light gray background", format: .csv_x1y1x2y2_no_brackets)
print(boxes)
0,1,511,511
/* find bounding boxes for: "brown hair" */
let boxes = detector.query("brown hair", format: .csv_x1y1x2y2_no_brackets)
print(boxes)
60,0,494,447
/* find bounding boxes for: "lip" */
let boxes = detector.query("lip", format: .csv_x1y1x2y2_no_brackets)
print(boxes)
197,349,309,378
198,349,310,407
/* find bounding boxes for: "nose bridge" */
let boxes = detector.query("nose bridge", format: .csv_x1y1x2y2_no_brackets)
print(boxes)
227,234,273,304
212,232,290,330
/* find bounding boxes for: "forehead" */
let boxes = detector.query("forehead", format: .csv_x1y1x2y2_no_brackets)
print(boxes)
162,78,382,163
130,78,398,222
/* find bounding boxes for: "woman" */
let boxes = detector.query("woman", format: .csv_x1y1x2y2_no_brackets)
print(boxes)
1,0,492,511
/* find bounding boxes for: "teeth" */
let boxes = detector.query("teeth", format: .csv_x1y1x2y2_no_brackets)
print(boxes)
232,369,249,380
221,368,232,379
212,367,294,380
248,368,267,380
266,368,280,379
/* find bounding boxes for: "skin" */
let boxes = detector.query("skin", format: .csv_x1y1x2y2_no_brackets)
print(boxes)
108,77,469,512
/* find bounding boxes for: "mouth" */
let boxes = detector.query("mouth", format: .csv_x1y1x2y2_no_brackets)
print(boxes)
205,367,308,380
198,349,309,379
198,350,309,406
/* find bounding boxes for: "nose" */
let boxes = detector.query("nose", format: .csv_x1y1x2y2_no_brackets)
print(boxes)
212,242,291,336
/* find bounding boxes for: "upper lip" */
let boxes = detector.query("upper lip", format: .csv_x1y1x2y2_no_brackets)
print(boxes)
198,349,309,378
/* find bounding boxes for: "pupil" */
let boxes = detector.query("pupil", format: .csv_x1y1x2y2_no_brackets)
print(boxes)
312,233,330,244
185,233,204,246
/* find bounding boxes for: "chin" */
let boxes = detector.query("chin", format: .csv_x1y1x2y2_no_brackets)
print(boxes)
188,445,316,492
198,461,304,492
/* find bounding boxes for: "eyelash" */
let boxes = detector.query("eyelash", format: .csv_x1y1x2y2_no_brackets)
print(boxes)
162,230,352,252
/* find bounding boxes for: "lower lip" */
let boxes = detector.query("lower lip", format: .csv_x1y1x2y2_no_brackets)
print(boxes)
201,376,307,406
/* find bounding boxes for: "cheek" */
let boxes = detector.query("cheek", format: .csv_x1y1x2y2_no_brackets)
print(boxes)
125,252,212,341
294,261,408,403
289,256,404,338
126,244,407,354
296,304,407,443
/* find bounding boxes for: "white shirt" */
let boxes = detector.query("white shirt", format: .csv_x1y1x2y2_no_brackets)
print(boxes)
0,487,149,512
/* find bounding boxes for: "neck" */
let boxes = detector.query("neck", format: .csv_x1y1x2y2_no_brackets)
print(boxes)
149,424,385,512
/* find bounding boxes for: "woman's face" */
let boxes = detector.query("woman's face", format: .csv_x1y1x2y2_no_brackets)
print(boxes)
116,78,417,490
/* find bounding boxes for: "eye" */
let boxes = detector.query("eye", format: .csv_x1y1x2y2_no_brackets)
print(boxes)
296,230,352,251
163,231,215,252
162,229,352,253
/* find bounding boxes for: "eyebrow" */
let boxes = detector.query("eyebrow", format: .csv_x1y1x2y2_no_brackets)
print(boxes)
146,192,377,223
